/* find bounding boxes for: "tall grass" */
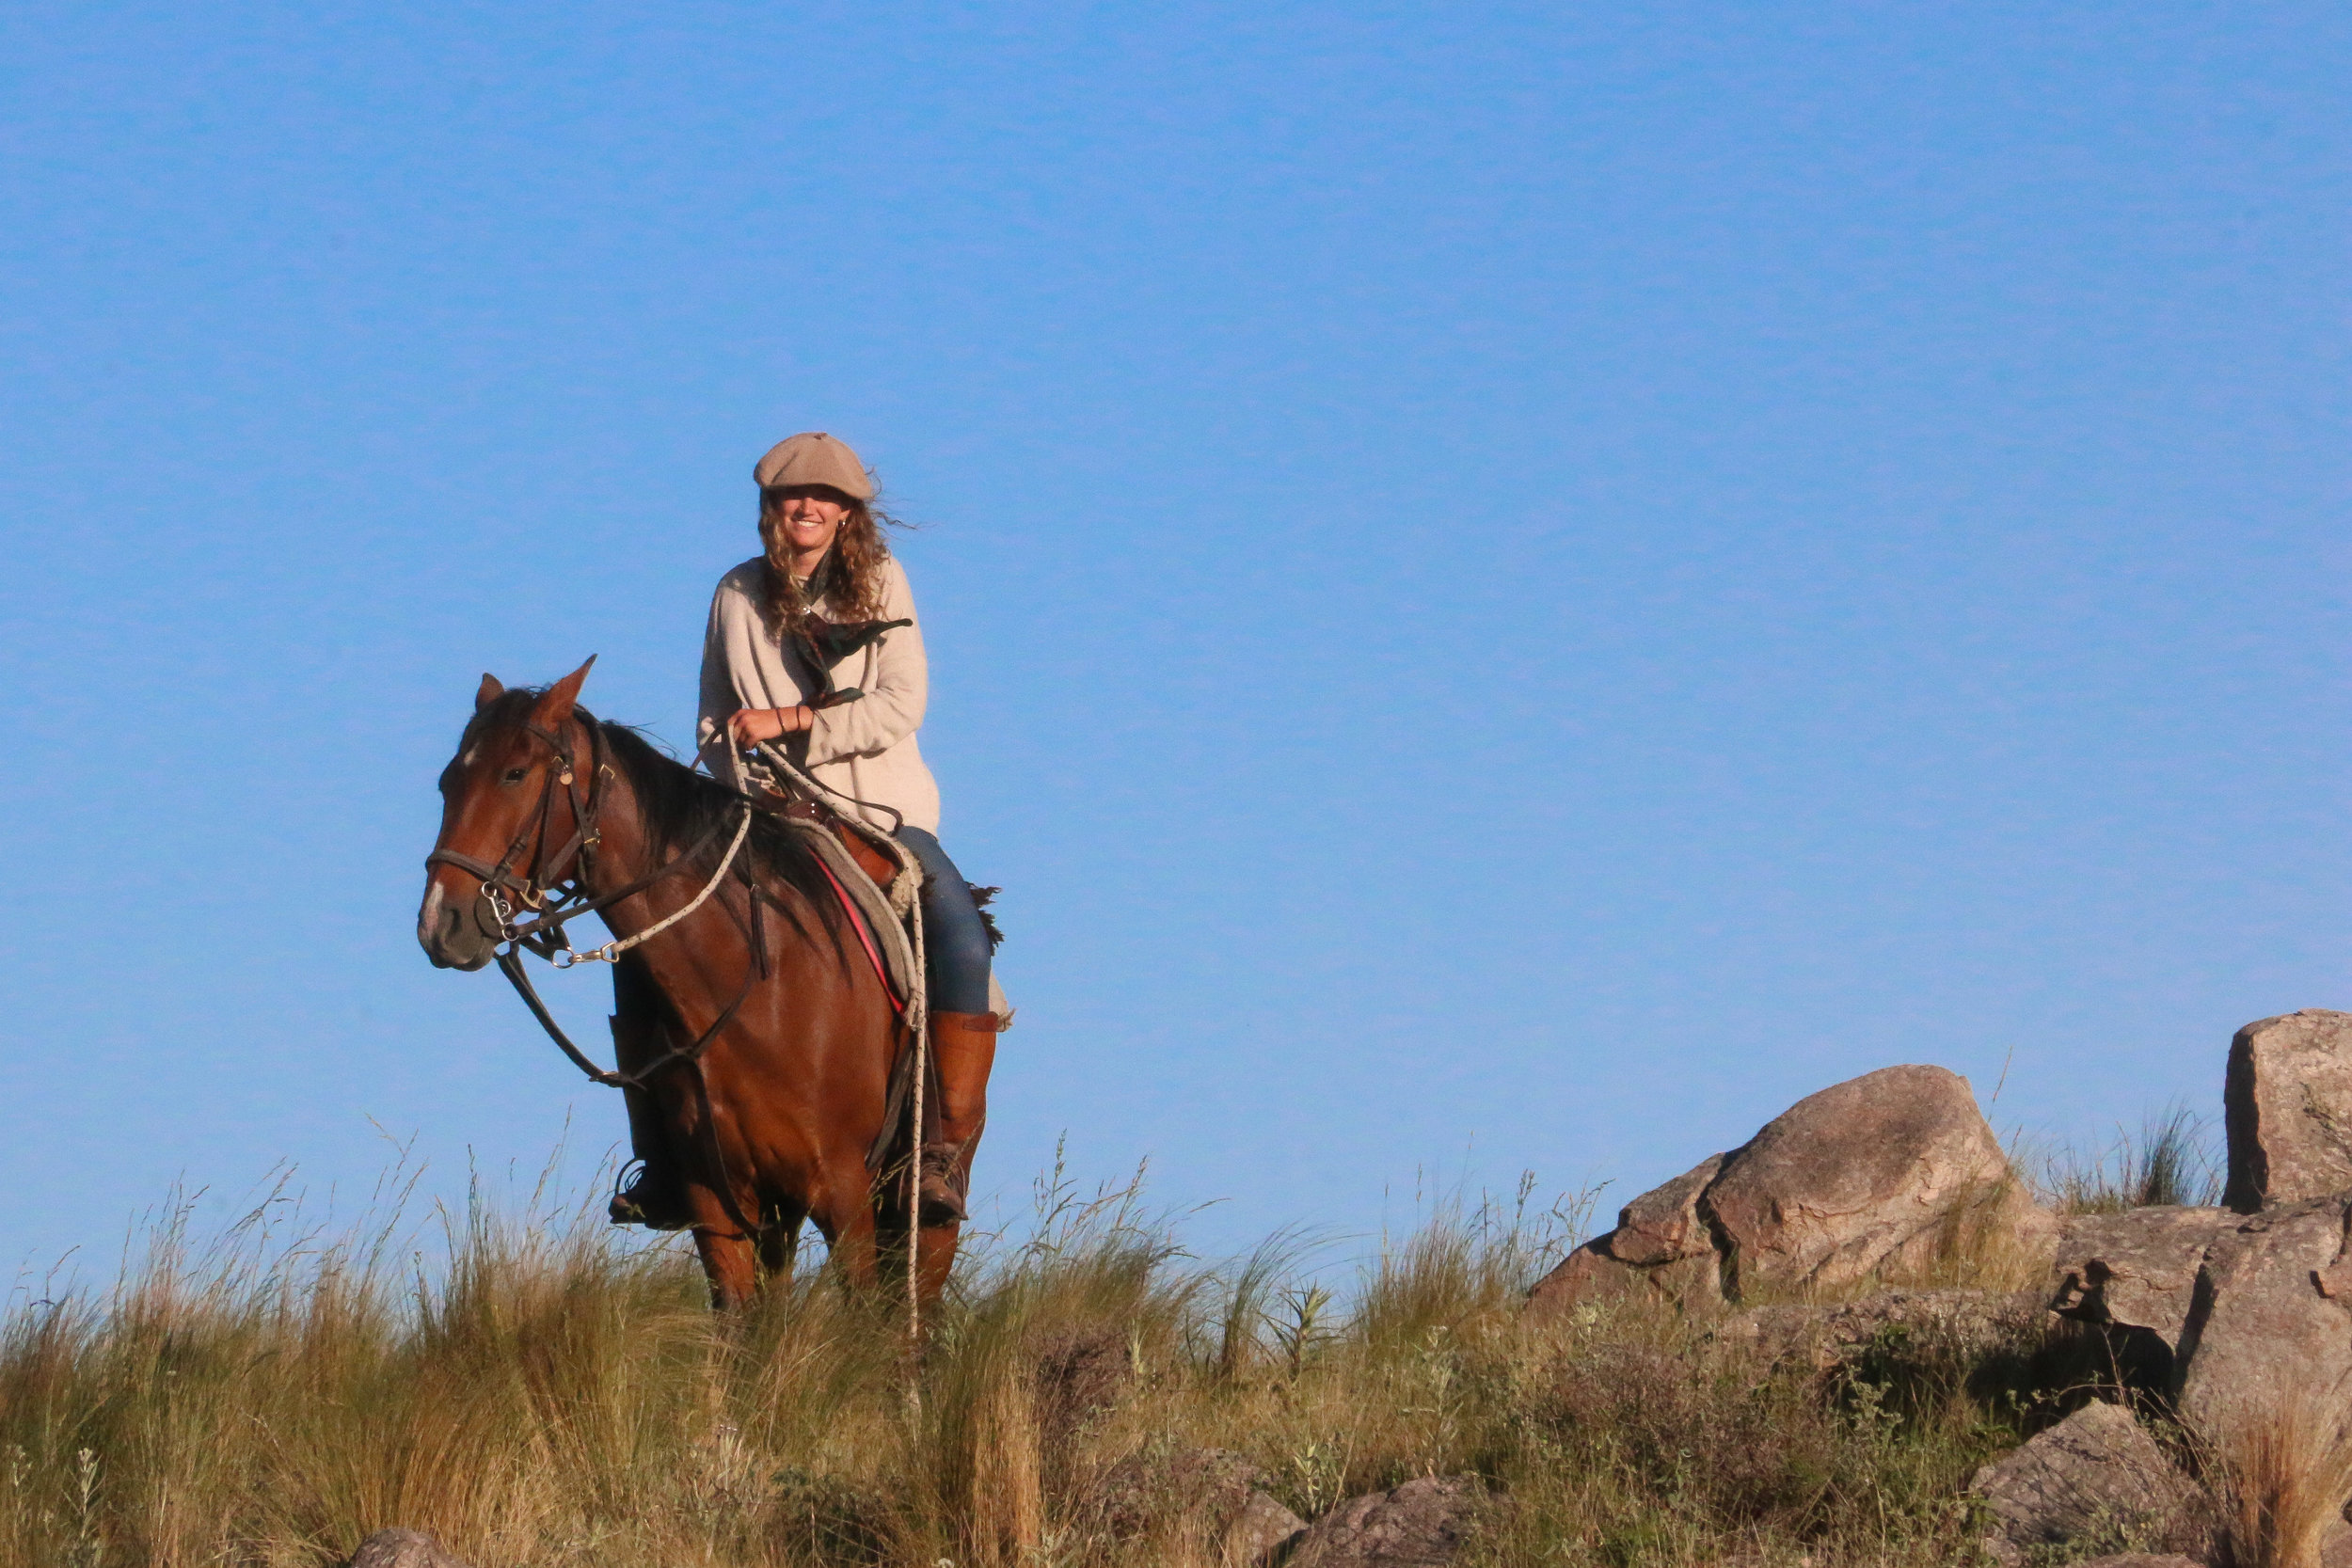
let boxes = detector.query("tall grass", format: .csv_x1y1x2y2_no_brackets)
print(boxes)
2042,1103,2225,1214
0,1154,2066,1568
2191,1375,2352,1568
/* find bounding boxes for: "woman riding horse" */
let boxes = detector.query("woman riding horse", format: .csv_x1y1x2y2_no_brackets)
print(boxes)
608,431,1003,1232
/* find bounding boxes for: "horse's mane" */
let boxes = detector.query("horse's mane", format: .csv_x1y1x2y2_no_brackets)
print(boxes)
467,689,848,952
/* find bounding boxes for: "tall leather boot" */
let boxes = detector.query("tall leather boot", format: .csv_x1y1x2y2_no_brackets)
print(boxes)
917,1010,1000,1226
605,1015,691,1231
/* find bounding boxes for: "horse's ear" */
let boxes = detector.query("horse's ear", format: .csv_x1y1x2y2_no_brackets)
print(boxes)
531,656,596,729
475,673,505,712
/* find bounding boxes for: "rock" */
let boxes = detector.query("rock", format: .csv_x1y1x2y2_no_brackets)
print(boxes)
2070,1557,2206,1568
2048,1208,2232,1352
1529,1067,2047,1315
1091,1446,1273,1546
2174,1196,2352,1437
1969,1402,2199,1565
1719,1287,2045,1379
1228,1490,1309,1563
348,1531,475,1568
1284,1476,1493,1567
1698,1065,2026,1297
1031,1327,1135,1450
1609,1153,1726,1265
1525,1239,1645,1313
2224,1010,2352,1212
1526,1154,1729,1315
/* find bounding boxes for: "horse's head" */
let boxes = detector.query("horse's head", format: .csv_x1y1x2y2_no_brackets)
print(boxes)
417,657,596,971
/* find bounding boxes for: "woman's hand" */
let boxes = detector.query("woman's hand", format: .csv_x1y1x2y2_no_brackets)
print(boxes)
726,705,813,748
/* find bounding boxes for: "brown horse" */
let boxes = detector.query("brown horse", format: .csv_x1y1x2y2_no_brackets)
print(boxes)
415,659,958,1307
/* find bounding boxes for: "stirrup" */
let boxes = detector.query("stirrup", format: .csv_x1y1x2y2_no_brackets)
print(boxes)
608,1160,691,1232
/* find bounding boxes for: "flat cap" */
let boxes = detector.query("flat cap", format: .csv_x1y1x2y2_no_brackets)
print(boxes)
754,432,874,500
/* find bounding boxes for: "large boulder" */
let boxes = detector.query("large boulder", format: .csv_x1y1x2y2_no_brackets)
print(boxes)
1697,1065,2026,1297
1283,1476,1494,1567
2174,1196,2352,1436
2224,1010,2352,1212
2048,1207,2232,1351
1529,1065,2041,1313
1968,1402,2201,1566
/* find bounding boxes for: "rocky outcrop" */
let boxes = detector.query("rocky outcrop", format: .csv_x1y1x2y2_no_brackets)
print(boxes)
1284,1476,1494,1567
2225,1010,2352,1212
348,1532,475,1568
1968,1402,2200,1566
2174,1196,2352,1434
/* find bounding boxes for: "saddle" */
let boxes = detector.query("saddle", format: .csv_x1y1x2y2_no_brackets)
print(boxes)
771,799,922,1010
789,808,1010,1018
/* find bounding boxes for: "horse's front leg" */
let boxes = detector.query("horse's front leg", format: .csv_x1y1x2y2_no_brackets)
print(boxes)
691,1227,759,1310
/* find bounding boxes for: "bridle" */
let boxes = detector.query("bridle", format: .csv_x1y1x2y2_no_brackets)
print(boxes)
424,715,615,959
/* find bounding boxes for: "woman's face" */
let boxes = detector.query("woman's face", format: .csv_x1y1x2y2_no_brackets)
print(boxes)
762,484,851,562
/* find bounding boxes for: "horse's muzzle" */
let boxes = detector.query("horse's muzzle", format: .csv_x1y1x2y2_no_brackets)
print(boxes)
417,879,499,972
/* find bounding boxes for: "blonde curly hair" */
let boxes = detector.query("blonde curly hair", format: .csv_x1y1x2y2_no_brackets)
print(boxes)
755,491,903,640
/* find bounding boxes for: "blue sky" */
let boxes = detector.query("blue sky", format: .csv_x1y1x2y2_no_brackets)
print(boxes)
2,1,2344,1282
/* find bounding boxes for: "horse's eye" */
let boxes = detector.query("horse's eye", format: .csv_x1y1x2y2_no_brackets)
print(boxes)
501,766,530,785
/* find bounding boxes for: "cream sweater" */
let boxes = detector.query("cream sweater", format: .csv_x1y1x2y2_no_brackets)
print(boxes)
695,555,943,833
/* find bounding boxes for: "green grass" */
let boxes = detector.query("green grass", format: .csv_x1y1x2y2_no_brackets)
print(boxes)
0,1153,2090,1568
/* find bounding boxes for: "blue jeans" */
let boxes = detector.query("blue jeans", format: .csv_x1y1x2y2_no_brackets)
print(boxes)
898,827,993,1014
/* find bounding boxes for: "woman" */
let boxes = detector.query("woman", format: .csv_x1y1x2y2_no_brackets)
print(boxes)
609,430,1000,1230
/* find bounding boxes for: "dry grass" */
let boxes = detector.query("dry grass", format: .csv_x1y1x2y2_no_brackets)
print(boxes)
2200,1379,2352,1568
0,1155,2076,1568
2041,1104,2225,1215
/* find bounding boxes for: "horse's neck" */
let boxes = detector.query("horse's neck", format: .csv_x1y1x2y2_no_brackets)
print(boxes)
573,749,725,935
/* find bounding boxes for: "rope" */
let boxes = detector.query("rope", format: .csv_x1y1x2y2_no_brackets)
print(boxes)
745,738,930,1348
545,803,753,968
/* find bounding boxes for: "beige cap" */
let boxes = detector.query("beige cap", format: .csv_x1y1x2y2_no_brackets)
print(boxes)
754,432,874,499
